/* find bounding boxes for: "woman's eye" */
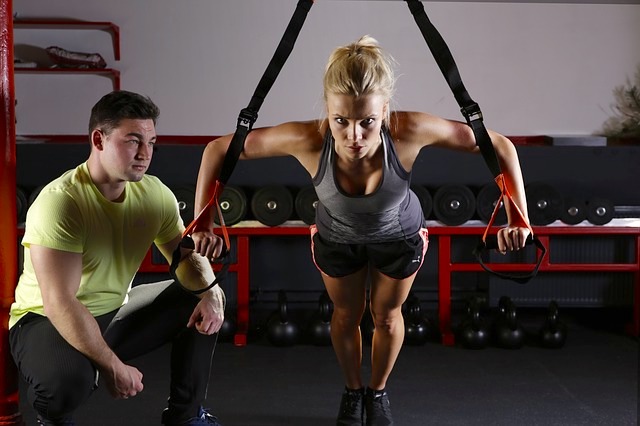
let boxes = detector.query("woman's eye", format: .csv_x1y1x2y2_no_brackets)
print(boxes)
335,118,346,125
361,118,375,127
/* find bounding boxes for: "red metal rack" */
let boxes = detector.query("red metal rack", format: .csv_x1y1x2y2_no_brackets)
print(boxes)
138,223,640,347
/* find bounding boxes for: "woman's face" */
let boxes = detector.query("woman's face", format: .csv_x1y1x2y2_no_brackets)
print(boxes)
326,92,388,161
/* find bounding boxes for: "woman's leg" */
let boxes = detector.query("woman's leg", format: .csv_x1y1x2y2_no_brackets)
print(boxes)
367,270,416,391
321,267,368,390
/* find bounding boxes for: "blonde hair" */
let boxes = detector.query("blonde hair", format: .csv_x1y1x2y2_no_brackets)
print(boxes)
323,35,396,123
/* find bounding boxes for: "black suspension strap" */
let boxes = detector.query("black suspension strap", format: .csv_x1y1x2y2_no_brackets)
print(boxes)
405,0,545,283
171,0,315,295
219,0,315,185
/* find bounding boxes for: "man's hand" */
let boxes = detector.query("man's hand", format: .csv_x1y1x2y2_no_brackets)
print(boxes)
101,358,144,400
187,285,226,335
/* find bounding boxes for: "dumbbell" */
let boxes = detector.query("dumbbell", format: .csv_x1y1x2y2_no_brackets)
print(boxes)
560,197,587,225
526,182,563,225
476,182,507,225
251,185,294,227
294,185,319,225
214,185,248,226
171,185,196,225
432,184,476,226
586,197,614,225
411,185,433,221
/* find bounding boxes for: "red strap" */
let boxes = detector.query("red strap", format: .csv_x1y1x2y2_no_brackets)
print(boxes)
482,174,533,242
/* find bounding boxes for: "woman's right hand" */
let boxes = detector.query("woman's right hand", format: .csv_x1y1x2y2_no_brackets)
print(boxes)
192,230,225,260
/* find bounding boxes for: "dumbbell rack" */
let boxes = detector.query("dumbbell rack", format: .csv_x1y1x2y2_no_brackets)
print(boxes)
134,221,640,347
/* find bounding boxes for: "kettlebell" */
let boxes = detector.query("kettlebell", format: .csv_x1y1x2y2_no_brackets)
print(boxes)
309,291,333,346
219,314,237,343
494,296,524,349
458,297,489,349
403,297,430,346
539,300,567,349
266,290,299,347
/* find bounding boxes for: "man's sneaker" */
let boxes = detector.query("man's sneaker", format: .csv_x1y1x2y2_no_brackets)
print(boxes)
336,386,364,426
161,406,221,425
36,415,75,426
365,387,393,426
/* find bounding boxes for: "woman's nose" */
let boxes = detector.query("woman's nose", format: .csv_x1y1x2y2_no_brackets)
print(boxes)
348,124,362,142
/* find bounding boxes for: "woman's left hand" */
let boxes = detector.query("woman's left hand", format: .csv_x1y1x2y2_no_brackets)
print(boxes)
496,226,531,254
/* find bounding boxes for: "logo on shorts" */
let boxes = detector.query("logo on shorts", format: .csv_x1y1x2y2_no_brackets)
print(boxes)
412,255,421,263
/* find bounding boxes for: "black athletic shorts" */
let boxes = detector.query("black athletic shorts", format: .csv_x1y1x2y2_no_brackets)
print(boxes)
310,225,429,279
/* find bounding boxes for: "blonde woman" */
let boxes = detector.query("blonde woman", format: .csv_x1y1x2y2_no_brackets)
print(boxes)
193,35,530,426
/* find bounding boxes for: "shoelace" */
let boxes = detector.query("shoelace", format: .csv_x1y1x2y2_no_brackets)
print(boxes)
369,393,391,416
341,391,363,415
199,408,219,424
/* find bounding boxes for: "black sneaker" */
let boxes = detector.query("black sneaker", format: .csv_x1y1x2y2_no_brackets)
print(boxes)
336,386,365,426
36,415,75,426
365,387,393,426
161,406,221,425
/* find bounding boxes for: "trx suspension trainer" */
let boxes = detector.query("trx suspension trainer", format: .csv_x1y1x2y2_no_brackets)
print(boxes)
173,0,546,292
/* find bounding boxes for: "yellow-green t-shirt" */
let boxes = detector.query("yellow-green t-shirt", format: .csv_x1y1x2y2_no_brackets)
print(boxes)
9,162,184,328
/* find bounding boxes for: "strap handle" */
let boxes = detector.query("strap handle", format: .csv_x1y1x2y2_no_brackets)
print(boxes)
172,0,314,293
472,176,546,284
171,181,231,295
405,0,546,282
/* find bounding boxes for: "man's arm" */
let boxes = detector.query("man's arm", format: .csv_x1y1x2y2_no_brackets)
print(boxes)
156,235,225,335
31,244,144,399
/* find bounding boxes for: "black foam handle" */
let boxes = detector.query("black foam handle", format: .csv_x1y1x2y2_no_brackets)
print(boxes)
472,234,546,284
482,234,534,250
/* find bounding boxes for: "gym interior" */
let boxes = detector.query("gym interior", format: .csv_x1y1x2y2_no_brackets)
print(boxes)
1,0,639,425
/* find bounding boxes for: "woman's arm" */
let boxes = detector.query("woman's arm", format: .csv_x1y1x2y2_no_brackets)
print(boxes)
395,111,530,252
192,120,324,258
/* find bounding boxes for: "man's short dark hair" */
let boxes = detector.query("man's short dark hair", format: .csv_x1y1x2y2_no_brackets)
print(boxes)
88,90,160,135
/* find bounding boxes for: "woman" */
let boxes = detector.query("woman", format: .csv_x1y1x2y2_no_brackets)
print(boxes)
192,35,530,426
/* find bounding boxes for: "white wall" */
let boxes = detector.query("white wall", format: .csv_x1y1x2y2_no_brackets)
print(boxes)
12,0,640,136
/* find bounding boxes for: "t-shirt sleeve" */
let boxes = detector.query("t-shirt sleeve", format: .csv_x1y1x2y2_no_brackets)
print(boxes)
154,182,186,246
22,188,83,253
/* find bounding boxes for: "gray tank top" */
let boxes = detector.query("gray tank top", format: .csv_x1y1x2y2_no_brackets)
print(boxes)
312,126,424,243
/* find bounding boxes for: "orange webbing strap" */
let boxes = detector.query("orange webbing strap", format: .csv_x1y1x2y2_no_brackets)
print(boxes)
171,180,231,295
474,174,546,284
481,174,533,243
183,180,230,250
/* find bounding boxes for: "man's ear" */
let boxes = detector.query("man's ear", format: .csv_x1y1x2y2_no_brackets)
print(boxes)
91,129,104,150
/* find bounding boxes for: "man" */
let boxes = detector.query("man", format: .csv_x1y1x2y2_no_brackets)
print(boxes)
9,90,225,426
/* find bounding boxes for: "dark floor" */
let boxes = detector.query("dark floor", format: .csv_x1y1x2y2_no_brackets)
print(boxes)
16,309,639,426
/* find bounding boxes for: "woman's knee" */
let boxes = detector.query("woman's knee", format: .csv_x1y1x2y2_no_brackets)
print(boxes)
332,306,366,330
370,307,404,334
